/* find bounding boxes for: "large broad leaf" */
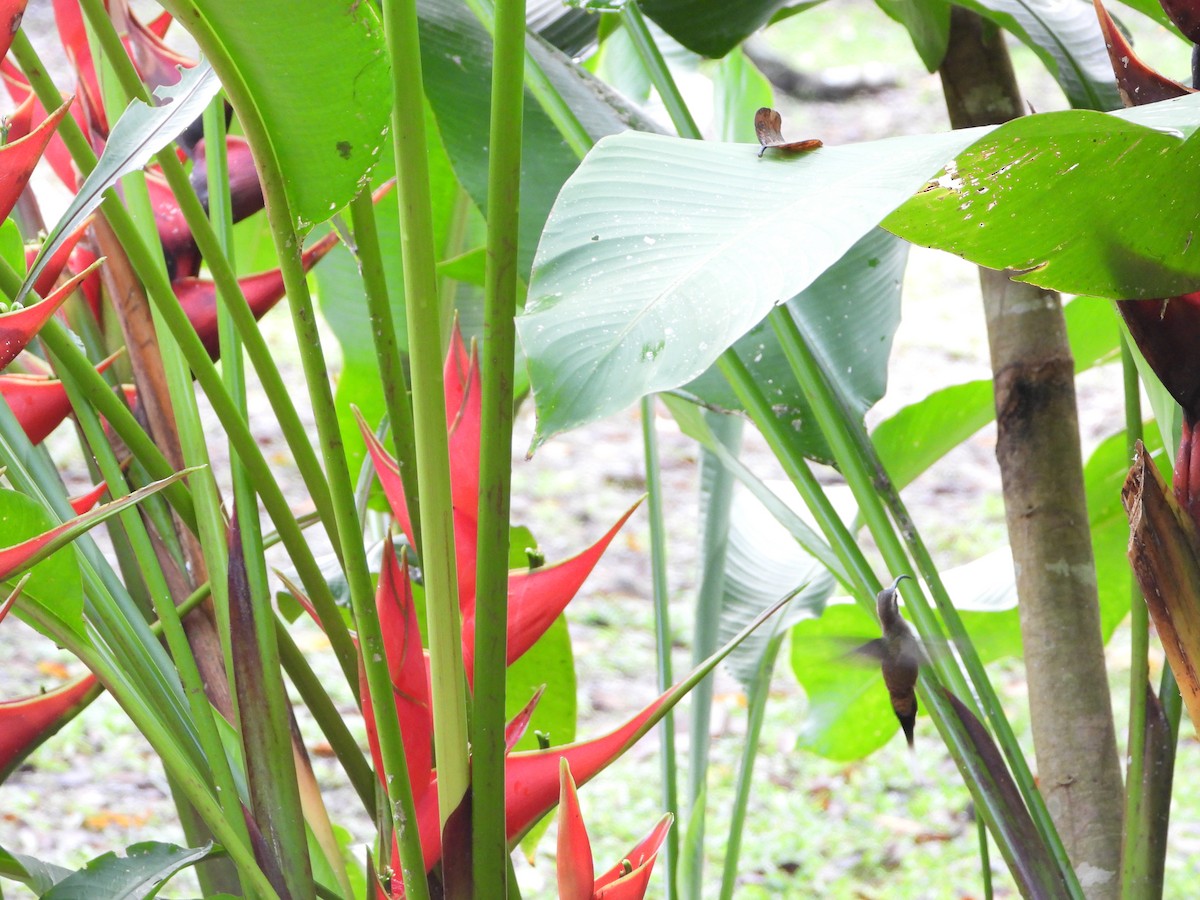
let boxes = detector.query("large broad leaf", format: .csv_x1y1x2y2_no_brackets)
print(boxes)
418,0,659,280
716,482,836,687
886,94,1200,299
170,0,391,232
0,844,72,894
19,64,220,303
520,127,984,443
684,229,906,463
875,0,951,72
41,842,216,900
956,0,1120,110
639,0,794,59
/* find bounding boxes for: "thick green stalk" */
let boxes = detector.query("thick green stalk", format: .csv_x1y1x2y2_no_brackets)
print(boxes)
381,0,469,887
767,309,1081,896
641,396,679,900
717,626,784,900
463,0,592,158
471,0,528,891
619,1,701,140
347,190,421,554
686,413,741,900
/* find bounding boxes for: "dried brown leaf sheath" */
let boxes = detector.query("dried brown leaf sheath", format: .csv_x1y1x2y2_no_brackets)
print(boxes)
754,107,822,158
1124,440,1200,734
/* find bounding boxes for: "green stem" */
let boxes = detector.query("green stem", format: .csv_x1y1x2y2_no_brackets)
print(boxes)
471,0,528,892
686,413,741,900
381,0,468,890
463,0,592,158
978,819,994,900
348,190,422,555
619,1,702,140
641,397,679,900
717,627,784,900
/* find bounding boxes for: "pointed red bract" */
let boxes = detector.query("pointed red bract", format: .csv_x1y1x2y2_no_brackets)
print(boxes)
192,136,264,222
505,685,545,753
0,97,72,224
0,673,96,775
558,760,596,900
1094,0,1193,106
0,0,27,67
593,814,672,899
52,0,106,137
0,264,101,373
0,352,116,444
460,502,641,680
366,542,434,803
174,230,341,358
1,61,81,189
68,481,108,515
26,216,93,301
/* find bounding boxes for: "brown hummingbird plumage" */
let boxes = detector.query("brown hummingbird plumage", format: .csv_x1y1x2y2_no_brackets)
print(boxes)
854,575,924,748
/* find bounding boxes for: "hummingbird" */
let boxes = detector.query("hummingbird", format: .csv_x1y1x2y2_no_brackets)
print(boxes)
853,574,925,748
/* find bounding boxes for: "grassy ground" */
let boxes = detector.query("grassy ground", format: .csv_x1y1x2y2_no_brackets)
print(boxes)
3,1,1200,898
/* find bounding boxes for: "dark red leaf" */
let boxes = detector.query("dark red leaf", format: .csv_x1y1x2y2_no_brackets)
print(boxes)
0,351,116,444
1094,0,1193,106
1160,0,1200,43
174,229,340,358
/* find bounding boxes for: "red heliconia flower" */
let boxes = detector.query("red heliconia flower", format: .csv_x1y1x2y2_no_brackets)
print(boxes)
174,229,341,358
0,352,117,444
0,61,85,190
358,324,640,682
557,759,671,900
362,538,669,894
0,96,72,224
0,264,101,374
0,584,98,781
24,217,103,321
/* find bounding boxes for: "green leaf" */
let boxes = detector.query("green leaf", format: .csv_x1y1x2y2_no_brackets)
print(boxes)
955,0,1120,110
418,0,653,279
886,97,1200,299
874,0,951,72
717,483,836,687
790,601,897,760
520,127,979,443
20,64,221,302
0,844,72,894
0,490,84,636
41,842,217,900
686,229,906,464
506,615,577,753
181,0,391,231
639,0,793,58
0,219,24,280
710,47,774,143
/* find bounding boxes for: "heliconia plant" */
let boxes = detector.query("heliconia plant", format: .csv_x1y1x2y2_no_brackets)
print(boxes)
555,758,671,900
7,0,1200,897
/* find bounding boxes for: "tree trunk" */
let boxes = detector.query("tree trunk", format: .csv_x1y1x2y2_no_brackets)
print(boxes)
938,9,1124,895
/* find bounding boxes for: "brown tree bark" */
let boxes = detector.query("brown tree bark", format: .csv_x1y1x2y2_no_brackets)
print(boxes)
938,9,1124,896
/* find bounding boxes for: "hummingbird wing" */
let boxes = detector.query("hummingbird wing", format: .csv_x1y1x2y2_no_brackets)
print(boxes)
850,637,886,662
